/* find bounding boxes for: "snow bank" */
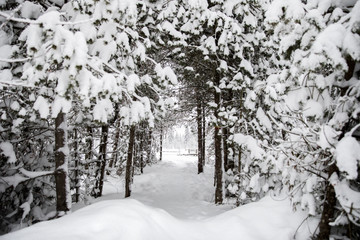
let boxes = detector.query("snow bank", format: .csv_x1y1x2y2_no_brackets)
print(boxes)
1,197,316,240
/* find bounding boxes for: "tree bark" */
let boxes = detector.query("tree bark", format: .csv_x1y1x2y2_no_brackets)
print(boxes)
139,131,144,174
317,164,338,240
108,120,120,171
125,125,136,198
74,128,79,203
238,147,242,173
84,126,93,204
214,71,223,204
197,95,203,174
159,124,163,162
202,102,206,167
147,129,152,164
223,127,229,171
97,125,108,198
55,111,70,213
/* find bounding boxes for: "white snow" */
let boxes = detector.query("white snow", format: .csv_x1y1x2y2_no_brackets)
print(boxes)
335,136,360,179
256,108,273,132
93,98,114,123
232,133,265,159
330,173,360,223
33,96,50,119
0,142,17,163
51,96,72,118
20,1,42,19
318,125,339,150
0,153,316,240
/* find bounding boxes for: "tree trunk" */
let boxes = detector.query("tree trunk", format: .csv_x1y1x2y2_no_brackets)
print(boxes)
214,71,223,204
202,102,206,167
238,147,242,173
97,125,108,198
317,164,338,239
223,127,229,171
197,95,203,174
84,126,93,204
140,131,144,174
74,128,79,203
159,124,163,162
108,120,120,172
147,129,152,164
125,125,136,198
55,111,70,213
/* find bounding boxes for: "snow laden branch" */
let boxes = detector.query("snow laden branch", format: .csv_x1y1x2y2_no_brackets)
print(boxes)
1,168,54,189
0,11,95,25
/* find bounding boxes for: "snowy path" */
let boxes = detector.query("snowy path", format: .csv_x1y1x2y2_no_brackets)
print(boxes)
128,153,232,219
1,153,318,240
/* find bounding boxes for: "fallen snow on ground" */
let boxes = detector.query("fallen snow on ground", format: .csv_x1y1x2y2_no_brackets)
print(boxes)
1,152,318,240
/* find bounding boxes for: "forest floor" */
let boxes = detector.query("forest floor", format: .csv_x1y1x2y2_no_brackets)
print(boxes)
1,152,318,240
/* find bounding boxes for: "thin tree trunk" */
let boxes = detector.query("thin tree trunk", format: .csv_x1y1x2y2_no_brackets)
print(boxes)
74,128,79,203
140,132,144,174
160,124,163,162
84,126,93,204
223,127,229,171
125,125,136,198
108,120,121,172
202,102,206,167
197,95,203,174
55,111,70,213
147,129,152,164
97,125,109,197
214,71,223,204
238,147,242,173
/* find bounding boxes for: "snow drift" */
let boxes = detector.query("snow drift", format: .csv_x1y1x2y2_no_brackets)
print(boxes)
1,197,316,240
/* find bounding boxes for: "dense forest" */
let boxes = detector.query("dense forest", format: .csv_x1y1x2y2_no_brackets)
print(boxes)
0,0,359,239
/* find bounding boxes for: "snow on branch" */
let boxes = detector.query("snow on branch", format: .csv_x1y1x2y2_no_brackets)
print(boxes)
0,11,94,26
0,168,54,189
0,57,31,63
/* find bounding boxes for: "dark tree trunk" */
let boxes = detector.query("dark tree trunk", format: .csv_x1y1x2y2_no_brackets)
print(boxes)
214,71,223,204
140,131,144,174
159,124,163,161
108,120,120,171
125,125,136,198
147,129,152,164
197,95,203,174
85,126,93,170
223,127,229,171
74,128,80,203
97,125,109,198
238,147,242,173
202,102,206,167
55,111,70,213
317,164,338,240
84,126,93,203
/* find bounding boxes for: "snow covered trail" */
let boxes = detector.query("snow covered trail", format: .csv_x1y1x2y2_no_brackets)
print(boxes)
1,153,317,240
129,153,232,219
